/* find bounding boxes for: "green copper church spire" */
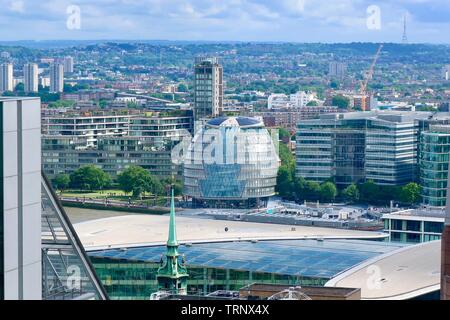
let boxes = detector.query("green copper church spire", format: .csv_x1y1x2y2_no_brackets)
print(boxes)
156,189,189,295
167,189,178,247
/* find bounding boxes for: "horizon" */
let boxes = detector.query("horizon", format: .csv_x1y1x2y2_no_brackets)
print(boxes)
0,0,449,44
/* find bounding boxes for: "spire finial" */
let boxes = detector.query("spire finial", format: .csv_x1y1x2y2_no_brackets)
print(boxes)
167,188,178,246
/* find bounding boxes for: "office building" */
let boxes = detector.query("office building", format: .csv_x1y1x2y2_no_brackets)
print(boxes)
63,56,74,74
23,63,39,93
0,63,13,93
183,116,280,208
296,111,431,187
49,63,64,93
1,97,41,300
328,62,347,79
194,57,223,121
382,208,445,243
419,125,450,207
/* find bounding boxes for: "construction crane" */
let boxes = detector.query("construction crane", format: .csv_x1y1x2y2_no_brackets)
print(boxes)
359,44,383,111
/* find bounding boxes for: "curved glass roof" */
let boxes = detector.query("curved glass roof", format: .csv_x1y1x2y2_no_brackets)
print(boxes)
88,239,406,280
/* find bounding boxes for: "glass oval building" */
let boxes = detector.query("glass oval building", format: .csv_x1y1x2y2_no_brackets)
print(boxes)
183,117,280,208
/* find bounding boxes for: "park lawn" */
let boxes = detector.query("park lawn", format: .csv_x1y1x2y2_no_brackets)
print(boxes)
60,189,166,204
60,189,130,199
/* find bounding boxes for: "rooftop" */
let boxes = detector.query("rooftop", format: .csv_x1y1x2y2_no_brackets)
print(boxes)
88,239,406,280
69,208,389,251
325,240,441,300
207,116,263,128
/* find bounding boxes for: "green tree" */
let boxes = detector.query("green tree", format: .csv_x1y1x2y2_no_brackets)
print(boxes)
117,165,161,198
332,95,350,109
306,100,319,106
276,166,294,199
320,182,337,202
342,183,360,203
303,181,321,201
358,180,379,203
400,183,421,205
53,174,70,192
69,165,111,191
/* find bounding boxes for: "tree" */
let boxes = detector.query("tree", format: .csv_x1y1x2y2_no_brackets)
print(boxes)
276,166,294,199
69,165,111,191
358,180,379,203
53,174,70,192
320,182,337,202
332,95,350,109
342,184,360,203
303,181,321,201
117,165,162,198
400,183,421,205
306,100,318,106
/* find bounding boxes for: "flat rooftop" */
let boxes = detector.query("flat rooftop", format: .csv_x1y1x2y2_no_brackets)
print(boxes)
382,208,445,221
325,240,441,300
88,239,405,280
70,208,389,250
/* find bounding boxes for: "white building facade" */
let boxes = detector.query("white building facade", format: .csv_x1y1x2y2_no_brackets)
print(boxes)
1,97,42,300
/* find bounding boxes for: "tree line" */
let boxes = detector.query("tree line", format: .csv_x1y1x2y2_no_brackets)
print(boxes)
52,165,182,198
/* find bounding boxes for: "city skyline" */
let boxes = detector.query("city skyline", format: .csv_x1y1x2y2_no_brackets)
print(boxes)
0,0,449,44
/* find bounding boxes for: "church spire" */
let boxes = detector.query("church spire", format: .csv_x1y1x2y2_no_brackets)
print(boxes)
167,189,178,247
156,188,189,295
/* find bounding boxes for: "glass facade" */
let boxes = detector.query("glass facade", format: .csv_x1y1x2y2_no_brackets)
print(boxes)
296,112,421,187
194,57,223,120
183,117,279,208
41,174,108,300
383,216,444,243
419,127,450,207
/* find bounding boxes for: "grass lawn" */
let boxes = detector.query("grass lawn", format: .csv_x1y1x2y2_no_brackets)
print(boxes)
60,189,129,198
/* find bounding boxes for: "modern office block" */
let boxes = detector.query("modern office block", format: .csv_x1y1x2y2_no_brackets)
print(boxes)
23,64,39,93
1,97,42,300
194,57,223,121
0,63,13,93
49,63,64,93
420,126,450,207
296,111,430,187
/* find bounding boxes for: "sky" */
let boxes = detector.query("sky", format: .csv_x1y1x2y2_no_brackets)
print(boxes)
0,0,449,43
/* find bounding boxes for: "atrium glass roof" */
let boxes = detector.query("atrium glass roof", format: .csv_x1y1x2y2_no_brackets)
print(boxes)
88,239,406,280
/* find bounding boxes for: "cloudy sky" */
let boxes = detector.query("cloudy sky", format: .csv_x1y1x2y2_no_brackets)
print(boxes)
0,0,449,43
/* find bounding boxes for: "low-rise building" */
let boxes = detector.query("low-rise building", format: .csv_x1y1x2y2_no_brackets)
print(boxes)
382,208,445,243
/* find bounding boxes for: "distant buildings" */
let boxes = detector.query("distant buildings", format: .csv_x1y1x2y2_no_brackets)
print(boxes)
194,57,223,121
268,91,315,110
49,63,64,93
0,63,14,92
23,63,39,93
442,65,450,81
329,62,347,79
183,116,279,208
296,111,431,187
63,56,74,74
